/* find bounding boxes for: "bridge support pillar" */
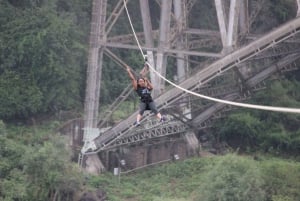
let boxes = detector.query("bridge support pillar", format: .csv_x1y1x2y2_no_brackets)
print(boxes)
184,131,200,156
85,154,105,175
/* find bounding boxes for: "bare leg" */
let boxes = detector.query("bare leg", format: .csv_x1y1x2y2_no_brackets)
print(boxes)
156,113,162,119
137,114,143,123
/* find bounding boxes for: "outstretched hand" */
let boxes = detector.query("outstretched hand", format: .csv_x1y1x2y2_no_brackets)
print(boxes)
141,63,149,77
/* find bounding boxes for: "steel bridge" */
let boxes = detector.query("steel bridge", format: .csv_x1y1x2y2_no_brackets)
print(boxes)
79,0,300,173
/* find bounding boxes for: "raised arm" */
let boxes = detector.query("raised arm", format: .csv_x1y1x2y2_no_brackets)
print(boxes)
140,63,149,77
126,65,137,90
144,77,153,90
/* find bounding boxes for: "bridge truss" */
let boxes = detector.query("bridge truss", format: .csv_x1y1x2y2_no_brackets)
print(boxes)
80,0,300,173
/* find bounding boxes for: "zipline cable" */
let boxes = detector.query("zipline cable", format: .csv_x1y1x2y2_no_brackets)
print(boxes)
122,0,300,114
146,61,300,114
123,0,146,60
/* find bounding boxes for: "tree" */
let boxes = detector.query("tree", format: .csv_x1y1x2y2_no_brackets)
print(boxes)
0,132,83,201
21,137,83,201
215,76,300,154
217,112,263,149
0,1,89,120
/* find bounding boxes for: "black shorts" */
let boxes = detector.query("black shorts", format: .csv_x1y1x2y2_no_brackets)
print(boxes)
139,101,158,115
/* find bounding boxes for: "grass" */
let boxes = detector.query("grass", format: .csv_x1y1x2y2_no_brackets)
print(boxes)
86,154,300,201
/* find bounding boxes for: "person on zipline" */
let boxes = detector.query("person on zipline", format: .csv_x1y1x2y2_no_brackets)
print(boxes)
126,63,165,126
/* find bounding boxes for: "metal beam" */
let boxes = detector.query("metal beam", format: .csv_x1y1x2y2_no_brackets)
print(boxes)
105,0,129,35
139,0,156,95
227,0,240,48
174,0,187,83
156,0,172,96
297,0,300,16
215,0,228,48
93,17,300,151
104,43,222,57
84,0,107,129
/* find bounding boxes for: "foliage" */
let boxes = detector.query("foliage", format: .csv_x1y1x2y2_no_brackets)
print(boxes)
88,157,214,201
217,112,263,149
0,71,43,118
87,154,300,201
189,0,218,29
0,135,26,178
1,120,300,201
269,0,296,22
0,0,89,120
0,122,84,201
260,158,300,201
0,120,6,135
194,154,265,201
215,77,300,154
21,138,83,201
110,100,138,123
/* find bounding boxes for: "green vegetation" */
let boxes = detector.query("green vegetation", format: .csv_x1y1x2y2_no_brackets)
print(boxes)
0,123,84,201
87,154,300,201
0,0,90,120
1,122,300,201
215,77,300,155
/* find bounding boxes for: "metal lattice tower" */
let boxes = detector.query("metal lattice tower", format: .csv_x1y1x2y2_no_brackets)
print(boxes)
81,0,300,173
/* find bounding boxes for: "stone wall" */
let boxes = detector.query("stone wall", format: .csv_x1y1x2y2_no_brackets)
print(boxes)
106,136,194,172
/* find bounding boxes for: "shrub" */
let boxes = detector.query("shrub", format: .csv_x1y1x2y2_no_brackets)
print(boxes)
194,154,266,201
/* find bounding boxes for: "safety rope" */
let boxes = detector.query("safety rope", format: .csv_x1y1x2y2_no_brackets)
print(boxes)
122,0,300,114
123,0,146,60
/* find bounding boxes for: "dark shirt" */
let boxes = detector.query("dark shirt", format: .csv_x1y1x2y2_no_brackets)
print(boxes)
136,86,153,103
